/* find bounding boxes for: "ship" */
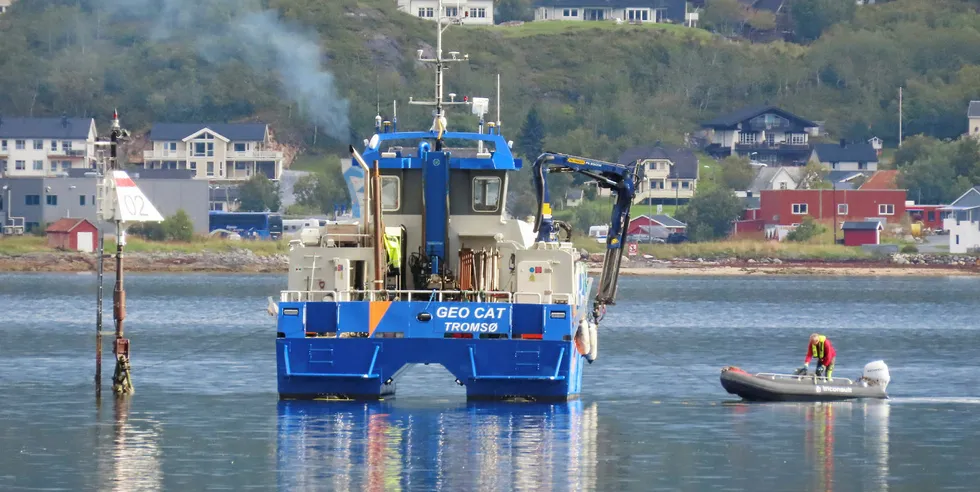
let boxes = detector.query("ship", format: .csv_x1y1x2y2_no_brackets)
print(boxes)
271,1,640,401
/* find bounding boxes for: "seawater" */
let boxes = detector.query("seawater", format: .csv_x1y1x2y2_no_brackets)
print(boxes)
1,273,979,491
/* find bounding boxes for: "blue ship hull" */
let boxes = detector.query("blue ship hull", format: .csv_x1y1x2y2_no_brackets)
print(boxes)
276,300,587,401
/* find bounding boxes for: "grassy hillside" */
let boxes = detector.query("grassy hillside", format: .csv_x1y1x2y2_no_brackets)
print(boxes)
1,0,979,163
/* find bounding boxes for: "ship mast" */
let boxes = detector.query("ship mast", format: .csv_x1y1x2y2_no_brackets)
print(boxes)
409,0,470,151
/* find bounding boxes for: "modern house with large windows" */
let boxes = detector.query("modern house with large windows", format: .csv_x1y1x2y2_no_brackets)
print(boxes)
533,0,688,23
141,123,285,181
397,0,494,24
700,105,820,166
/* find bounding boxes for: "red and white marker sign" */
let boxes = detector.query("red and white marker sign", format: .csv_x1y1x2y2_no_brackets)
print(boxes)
627,243,638,256
108,170,164,223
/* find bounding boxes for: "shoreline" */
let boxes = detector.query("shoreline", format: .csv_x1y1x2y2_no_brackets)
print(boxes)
1,251,979,277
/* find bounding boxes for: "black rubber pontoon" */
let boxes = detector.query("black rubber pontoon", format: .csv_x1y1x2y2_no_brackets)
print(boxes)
720,366,889,402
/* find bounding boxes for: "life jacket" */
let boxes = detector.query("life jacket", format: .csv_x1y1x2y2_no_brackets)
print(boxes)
811,335,827,360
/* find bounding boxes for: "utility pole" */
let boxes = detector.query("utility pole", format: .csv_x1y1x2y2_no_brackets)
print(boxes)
898,87,903,147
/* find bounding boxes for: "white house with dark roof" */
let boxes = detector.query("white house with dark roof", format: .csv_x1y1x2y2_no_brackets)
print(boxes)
968,101,980,140
809,141,879,172
396,0,494,24
942,186,980,253
700,105,819,166
533,0,688,24
615,145,699,204
0,116,98,178
0,0,15,15
141,123,284,181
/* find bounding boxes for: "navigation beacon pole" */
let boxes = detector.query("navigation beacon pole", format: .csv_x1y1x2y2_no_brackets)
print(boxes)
95,147,106,400
109,109,134,396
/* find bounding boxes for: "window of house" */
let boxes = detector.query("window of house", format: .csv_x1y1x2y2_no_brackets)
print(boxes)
236,162,247,170
792,203,808,215
446,6,457,16
0,160,5,172
234,143,247,152
62,141,72,152
681,181,689,189
46,194,57,206
381,175,400,211
61,161,70,171
15,140,25,150
1,140,6,151
928,211,936,222
33,140,43,150
858,162,867,170
49,161,57,172
79,195,86,206
25,195,40,205
207,162,215,177
671,181,678,189
33,160,43,170
472,176,501,212
838,204,848,215
15,160,25,170
167,142,177,152
779,182,788,190
739,132,757,144
789,133,806,145
194,142,214,157
425,7,434,17
50,140,57,151
469,7,486,18
879,204,894,215
626,9,649,21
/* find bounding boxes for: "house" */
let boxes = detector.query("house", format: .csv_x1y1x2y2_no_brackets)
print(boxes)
45,218,98,253
810,141,878,172
141,123,285,181
0,116,98,178
754,189,907,226
532,0,688,24
618,145,698,205
398,0,494,25
0,169,209,234
0,0,14,14
826,170,872,190
627,214,686,236
868,136,883,156
700,105,819,166
841,220,883,246
748,166,804,193
942,186,980,253
564,189,584,207
969,101,980,140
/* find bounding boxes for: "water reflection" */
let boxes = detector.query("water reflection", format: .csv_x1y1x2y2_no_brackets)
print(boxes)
97,397,163,492
728,401,890,492
276,400,599,491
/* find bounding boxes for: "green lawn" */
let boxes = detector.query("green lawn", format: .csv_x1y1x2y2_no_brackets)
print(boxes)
480,20,712,41
0,235,290,256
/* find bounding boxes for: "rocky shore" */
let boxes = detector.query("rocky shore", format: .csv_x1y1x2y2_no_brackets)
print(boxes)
2,249,979,276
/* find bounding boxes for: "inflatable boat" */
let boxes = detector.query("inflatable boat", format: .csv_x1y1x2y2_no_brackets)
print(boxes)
720,361,890,402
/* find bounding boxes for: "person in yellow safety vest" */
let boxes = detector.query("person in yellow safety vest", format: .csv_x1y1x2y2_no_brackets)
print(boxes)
799,333,836,379
383,233,401,269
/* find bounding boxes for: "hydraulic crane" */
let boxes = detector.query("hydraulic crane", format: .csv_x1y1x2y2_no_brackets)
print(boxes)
531,151,640,326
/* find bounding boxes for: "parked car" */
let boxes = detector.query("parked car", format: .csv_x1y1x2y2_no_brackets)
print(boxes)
665,232,688,244
626,233,664,244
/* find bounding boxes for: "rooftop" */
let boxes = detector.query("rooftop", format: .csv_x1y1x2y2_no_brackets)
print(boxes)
969,101,980,119
618,145,698,179
45,218,94,233
859,170,899,190
149,123,268,142
812,142,879,163
842,220,883,231
0,116,93,140
700,105,817,129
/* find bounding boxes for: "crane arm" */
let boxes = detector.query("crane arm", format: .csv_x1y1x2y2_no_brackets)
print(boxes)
531,151,639,313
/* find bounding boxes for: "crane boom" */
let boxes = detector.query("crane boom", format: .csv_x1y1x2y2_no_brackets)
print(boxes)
531,151,639,315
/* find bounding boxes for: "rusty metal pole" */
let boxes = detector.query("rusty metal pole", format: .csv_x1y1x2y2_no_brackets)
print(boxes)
108,110,133,395
96,220,104,399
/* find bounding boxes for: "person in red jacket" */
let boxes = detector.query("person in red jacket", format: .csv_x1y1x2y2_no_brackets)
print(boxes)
801,333,836,378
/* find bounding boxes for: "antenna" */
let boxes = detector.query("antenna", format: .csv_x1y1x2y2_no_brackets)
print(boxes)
496,73,501,131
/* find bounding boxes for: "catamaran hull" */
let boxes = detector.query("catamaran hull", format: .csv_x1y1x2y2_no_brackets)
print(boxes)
277,337,585,402
720,367,888,402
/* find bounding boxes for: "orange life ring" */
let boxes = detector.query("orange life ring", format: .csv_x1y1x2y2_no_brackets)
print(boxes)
318,280,326,289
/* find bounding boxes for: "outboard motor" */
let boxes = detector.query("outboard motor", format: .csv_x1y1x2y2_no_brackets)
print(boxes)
863,360,891,388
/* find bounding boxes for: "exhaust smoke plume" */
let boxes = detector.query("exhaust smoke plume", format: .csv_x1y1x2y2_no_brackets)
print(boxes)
105,0,349,140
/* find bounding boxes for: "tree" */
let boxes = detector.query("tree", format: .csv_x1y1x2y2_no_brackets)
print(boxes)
719,156,755,191
703,0,747,37
238,174,281,212
496,0,533,22
292,172,349,214
791,0,857,43
676,187,743,242
162,209,194,242
785,216,824,242
516,106,546,160
746,10,777,32
799,160,830,189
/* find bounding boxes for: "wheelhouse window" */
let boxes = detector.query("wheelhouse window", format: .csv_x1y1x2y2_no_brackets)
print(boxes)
472,176,501,212
792,203,808,215
381,176,400,211
879,204,894,215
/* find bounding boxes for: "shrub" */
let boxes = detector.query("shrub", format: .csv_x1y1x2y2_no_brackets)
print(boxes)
900,244,919,253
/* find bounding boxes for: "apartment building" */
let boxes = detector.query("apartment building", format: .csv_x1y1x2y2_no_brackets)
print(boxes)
0,116,98,178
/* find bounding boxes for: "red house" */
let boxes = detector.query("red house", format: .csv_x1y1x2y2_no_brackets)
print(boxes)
45,218,98,253
841,221,883,246
758,189,907,226
627,214,687,236
906,204,945,231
